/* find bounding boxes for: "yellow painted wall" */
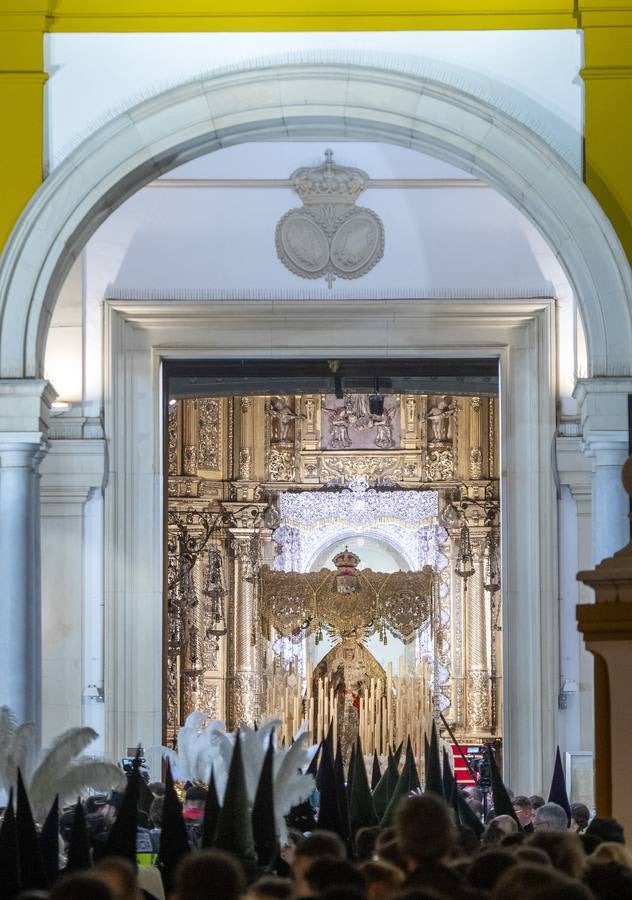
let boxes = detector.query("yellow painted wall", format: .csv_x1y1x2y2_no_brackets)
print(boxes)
0,2,631,268
582,22,632,264
0,5,47,250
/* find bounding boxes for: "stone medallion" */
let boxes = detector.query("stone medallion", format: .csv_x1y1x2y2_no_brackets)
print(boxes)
275,149,384,287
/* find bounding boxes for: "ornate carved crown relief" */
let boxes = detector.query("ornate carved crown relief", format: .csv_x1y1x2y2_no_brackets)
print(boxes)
275,149,385,288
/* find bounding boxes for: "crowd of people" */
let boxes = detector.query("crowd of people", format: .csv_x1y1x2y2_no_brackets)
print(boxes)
1,726,629,900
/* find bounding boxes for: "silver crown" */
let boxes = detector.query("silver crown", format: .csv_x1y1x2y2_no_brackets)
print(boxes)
290,149,369,206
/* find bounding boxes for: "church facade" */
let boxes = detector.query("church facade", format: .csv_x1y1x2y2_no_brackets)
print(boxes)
0,4,631,809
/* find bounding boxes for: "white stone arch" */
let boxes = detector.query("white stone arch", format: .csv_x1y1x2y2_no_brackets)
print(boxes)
0,57,630,380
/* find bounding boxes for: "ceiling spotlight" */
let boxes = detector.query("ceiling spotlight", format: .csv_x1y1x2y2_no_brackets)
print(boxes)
369,377,384,416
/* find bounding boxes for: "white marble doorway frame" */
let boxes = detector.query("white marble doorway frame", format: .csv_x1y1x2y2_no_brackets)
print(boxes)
104,296,556,793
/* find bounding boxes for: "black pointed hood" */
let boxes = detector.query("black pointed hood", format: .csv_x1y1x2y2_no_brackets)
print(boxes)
371,751,381,792
0,789,21,899
65,799,92,873
424,721,444,798
487,744,520,827
442,746,454,801
441,749,484,839
103,762,140,864
547,746,571,825
381,738,420,827
316,738,346,840
349,737,378,836
372,750,399,821
16,769,47,889
215,732,257,875
334,740,350,842
202,767,221,848
346,742,356,805
157,761,190,893
252,733,277,869
39,795,60,885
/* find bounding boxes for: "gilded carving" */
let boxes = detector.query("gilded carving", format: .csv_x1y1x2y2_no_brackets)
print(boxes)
427,396,457,443
320,454,405,484
268,445,296,482
470,447,483,479
168,403,178,475
240,396,251,414
183,445,197,476
239,448,252,480
466,670,490,732
198,398,222,471
488,397,495,478
267,396,302,443
426,448,455,481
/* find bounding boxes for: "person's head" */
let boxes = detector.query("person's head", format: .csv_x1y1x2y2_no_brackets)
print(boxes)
534,803,568,833
464,786,483,803
184,784,207,809
242,876,294,900
526,832,585,878
279,828,306,866
569,803,590,833
491,863,578,899
148,796,163,828
94,857,138,900
589,841,632,868
468,849,516,891
50,874,115,900
530,795,546,811
305,857,365,896
173,849,246,900
500,832,527,849
394,794,457,869
515,846,552,867
584,861,632,899
148,781,165,798
512,795,534,829
183,785,207,813
374,827,405,870
355,826,382,862
483,816,518,847
360,859,404,900
585,817,625,845
293,831,346,894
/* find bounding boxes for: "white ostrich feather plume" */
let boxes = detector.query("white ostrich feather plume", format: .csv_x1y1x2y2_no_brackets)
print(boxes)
161,715,315,842
0,706,126,819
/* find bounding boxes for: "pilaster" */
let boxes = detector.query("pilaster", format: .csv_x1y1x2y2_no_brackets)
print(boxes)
578,456,632,835
39,438,106,744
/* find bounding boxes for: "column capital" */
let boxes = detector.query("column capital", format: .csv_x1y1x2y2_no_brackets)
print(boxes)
574,377,632,439
0,378,56,434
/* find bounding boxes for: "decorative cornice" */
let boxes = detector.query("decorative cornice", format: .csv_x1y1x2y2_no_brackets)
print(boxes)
150,177,488,190
106,286,555,302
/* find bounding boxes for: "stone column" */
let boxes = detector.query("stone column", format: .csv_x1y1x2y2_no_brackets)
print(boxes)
223,500,270,727
574,378,632,564
578,456,632,833
0,437,46,725
0,379,54,732
465,541,490,735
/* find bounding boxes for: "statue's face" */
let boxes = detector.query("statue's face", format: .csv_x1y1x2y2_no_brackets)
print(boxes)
343,648,355,662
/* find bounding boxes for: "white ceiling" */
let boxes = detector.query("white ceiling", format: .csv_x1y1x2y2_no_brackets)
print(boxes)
85,141,570,301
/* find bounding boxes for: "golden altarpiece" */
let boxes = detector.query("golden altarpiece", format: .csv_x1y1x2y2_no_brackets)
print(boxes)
166,391,501,754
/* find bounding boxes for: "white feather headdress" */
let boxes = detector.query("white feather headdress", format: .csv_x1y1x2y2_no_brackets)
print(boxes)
161,714,316,842
0,706,125,819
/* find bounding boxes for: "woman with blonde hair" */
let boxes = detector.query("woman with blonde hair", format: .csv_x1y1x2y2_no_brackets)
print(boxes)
589,841,632,869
